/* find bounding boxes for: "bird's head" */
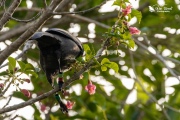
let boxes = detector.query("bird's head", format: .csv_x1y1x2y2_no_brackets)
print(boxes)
23,40,37,52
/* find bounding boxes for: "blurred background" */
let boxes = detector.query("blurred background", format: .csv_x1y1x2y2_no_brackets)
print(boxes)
0,0,180,120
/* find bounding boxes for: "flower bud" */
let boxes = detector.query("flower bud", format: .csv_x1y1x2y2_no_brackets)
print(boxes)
0,83,4,89
21,89,31,98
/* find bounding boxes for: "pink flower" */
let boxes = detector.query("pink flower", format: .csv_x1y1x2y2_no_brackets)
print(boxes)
66,101,74,109
0,83,4,88
40,104,46,112
85,80,96,95
122,5,132,16
129,27,141,35
21,89,31,98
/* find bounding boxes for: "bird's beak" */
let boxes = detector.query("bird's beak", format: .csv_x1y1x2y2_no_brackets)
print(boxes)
23,40,37,52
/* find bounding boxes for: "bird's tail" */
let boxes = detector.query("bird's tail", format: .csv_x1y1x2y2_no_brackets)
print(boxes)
55,93,68,114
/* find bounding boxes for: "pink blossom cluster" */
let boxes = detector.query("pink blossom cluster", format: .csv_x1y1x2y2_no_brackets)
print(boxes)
66,101,74,109
122,5,141,35
122,5,132,16
85,80,96,95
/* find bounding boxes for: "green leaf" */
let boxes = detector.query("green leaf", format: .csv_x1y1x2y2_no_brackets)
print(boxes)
112,0,121,6
17,61,26,71
0,71,8,76
83,44,94,61
25,70,38,78
106,62,119,73
127,39,135,49
101,58,110,65
131,9,142,24
123,32,132,40
8,57,16,71
101,66,107,71
113,0,129,6
24,63,35,71
101,58,119,73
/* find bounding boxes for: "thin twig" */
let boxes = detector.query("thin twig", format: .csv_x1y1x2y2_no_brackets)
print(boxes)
68,14,110,29
11,115,19,120
43,0,47,8
53,0,107,15
0,0,22,30
10,10,43,23
2,95,13,108
0,0,5,7
0,78,13,97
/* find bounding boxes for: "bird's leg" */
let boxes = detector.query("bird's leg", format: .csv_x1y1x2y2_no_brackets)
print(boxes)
53,58,68,114
58,59,64,90
48,70,68,113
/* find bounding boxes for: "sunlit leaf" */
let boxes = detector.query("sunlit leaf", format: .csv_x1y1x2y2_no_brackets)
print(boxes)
101,66,107,71
127,39,135,49
83,44,94,61
25,70,38,78
8,57,16,71
24,63,35,71
112,0,121,6
101,58,119,72
17,61,26,71
131,9,142,24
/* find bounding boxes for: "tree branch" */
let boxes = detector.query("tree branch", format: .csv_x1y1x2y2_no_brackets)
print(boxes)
53,0,107,15
0,0,22,30
68,14,110,29
0,86,60,114
10,10,43,23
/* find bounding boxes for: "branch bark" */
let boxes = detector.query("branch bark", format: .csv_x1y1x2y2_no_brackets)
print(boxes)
0,87,60,114
0,0,22,30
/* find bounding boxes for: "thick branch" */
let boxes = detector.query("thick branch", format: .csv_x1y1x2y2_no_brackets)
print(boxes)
0,23,32,42
0,0,22,30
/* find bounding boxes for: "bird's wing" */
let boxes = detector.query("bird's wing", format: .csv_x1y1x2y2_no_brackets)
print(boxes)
29,32,60,48
46,28,84,56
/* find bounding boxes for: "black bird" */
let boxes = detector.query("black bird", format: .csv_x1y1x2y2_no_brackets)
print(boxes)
26,28,83,113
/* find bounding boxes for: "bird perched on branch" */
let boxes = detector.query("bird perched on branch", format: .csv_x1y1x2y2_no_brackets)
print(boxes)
24,28,84,113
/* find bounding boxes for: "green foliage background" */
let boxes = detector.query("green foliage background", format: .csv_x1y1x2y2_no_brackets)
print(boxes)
0,0,180,120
